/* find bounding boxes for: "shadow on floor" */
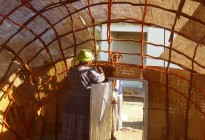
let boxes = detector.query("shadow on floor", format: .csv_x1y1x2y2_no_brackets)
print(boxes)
123,96,144,103
123,121,143,130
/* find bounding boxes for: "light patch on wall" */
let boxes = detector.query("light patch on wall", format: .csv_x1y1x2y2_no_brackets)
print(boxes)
0,86,11,133
0,121,8,133
0,85,10,113
8,73,24,87
0,91,10,114
34,92,46,99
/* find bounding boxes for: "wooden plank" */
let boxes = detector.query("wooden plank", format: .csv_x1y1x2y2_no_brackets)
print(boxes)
90,82,112,140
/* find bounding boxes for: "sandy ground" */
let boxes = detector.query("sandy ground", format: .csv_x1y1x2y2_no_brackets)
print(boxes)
114,97,144,140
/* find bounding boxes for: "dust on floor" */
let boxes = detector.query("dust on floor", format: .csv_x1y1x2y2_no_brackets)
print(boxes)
114,97,144,140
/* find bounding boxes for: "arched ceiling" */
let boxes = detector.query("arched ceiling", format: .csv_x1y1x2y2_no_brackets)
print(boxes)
0,1,205,139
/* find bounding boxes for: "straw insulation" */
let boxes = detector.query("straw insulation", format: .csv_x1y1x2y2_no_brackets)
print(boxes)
0,0,205,140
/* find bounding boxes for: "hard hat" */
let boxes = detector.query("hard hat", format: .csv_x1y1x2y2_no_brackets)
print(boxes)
76,49,94,62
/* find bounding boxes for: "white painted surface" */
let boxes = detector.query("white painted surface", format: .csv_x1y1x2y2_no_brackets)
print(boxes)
111,32,144,64
100,23,147,63
100,23,179,68
146,27,168,66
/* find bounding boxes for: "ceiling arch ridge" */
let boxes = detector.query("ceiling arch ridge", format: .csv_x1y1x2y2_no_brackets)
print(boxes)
23,2,68,71
3,17,202,71
23,4,67,71
1,0,203,46
59,0,78,57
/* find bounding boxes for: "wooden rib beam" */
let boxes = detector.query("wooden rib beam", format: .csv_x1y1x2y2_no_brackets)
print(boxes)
165,1,186,139
87,0,98,66
139,0,147,78
23,2,67,71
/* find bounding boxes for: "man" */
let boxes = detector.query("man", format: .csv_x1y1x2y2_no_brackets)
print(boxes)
111,52,123,140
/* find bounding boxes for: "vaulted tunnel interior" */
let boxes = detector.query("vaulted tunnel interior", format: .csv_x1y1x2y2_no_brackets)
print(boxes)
0,0,205,140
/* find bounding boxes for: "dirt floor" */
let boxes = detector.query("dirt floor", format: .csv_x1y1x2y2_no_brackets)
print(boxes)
114,96,144,140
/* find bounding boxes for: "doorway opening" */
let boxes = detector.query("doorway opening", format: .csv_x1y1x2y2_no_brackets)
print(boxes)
108,77,148,140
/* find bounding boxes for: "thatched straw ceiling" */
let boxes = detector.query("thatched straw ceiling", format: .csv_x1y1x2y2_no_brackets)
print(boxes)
1,1,205,140
160,4,205,74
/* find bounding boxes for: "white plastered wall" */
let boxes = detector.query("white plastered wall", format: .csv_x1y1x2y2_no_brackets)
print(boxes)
100,23,179,68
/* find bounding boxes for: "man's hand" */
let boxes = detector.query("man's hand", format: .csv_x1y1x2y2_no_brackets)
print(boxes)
112,98,117,105
97,66,104,74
